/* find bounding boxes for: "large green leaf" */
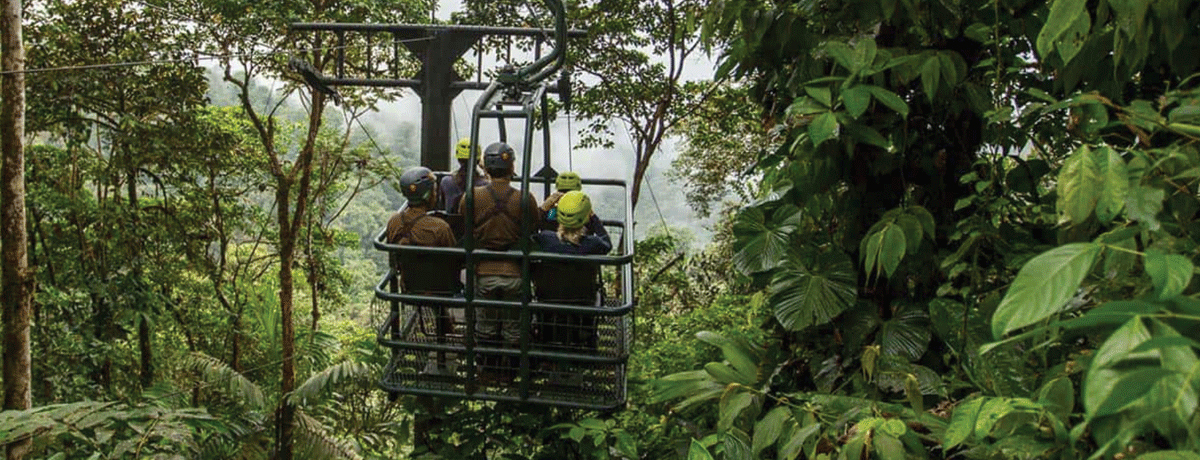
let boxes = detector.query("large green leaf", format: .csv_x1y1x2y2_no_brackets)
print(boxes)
920,53,940,103
1125,185,1165,230
719,391,757,432
1093,368,1176,417
1084,318,1153,414
1037,377,1076,423
697,331,760,385
992,243,1103,338
879,306,931,361
878,223,907,278
1094,146,1129,223
771,251,858,331
864,85,909,118
724,429,753,460
688,439,714,460
752,407,791,455
1057,146,1103,224
842,85,871,118
732,206,801,274
943,398,983,451
1144,250,1194,300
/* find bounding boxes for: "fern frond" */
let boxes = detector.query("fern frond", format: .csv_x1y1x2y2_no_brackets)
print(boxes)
299,330,341,368
294,409,363,460
290,360,370,407
181,352,266,409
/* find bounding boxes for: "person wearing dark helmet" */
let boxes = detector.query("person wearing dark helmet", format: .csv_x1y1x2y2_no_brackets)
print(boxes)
387,166,455,250
440,137,489,213
387,166,459,376
532,190,611,352
458,142,541,377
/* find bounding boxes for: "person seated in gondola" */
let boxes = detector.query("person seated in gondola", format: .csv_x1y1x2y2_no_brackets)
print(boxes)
440,137,489,214
532,190,611,351
539,171,580,227
387,166,456,252
387,166,459,374
458,142,541,379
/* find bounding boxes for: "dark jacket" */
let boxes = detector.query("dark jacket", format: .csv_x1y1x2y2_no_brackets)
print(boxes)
532,215,611,255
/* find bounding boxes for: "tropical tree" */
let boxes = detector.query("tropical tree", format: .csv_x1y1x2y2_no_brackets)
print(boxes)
649,0,1200,458
459,0,716,211
186,0,430,456
1,0,31,457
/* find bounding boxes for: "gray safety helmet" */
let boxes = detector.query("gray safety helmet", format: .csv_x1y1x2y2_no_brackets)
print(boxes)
483,142,516,172
399,166,437,204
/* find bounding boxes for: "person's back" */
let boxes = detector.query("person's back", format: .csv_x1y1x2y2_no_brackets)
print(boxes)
440,137,488,213
387,167,457,291
532,191,610,351
459,142,540,378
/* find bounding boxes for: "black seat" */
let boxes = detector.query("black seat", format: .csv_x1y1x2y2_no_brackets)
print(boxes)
391,214,463,340
426,211,464,243
532,261,602,349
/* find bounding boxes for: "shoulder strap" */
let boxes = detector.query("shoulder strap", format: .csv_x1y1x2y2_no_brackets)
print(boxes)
396,213,429,244
480,186,519,225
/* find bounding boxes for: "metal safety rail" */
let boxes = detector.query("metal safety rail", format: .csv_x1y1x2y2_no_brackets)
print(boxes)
373,176,636,410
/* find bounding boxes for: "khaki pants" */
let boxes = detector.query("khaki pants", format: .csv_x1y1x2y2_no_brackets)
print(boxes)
476,275,523,345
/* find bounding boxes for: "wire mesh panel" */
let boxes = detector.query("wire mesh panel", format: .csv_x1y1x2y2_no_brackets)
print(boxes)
379,342,627,410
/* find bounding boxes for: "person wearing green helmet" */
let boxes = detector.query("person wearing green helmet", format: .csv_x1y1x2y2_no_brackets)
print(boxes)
532,190,611,352
533,190,610,254
539,171,582,226
440,137,489,213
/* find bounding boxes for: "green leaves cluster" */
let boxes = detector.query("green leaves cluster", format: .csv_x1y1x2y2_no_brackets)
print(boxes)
860,206,935,280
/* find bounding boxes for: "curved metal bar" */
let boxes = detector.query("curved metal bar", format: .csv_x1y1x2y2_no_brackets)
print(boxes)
500,0,567,86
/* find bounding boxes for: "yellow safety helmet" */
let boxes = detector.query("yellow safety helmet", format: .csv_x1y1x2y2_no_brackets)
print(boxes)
455,137,476,160
555,171,582,192
556,191,592,229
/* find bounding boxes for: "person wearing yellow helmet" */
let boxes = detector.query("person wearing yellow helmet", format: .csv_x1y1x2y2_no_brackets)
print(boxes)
540,171,599,230
532,190,611,352
439,137,489,213
534,190,610,254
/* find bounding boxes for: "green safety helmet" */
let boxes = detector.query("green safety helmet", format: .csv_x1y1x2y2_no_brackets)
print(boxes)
483,142,515,171
555,171,582,191
556,191,592,229
455,137,476,160
399,166,437,204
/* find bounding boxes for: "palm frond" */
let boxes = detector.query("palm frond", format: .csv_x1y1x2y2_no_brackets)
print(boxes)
181,352,267,409
290,360,370,407
294,409,363,460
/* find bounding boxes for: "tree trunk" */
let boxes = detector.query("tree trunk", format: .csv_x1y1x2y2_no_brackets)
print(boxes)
274,88,327,460
275,180,297,460
138,315,153,388
1,0,32,456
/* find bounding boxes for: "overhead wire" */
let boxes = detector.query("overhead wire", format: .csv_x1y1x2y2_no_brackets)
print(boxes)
619,121,672,242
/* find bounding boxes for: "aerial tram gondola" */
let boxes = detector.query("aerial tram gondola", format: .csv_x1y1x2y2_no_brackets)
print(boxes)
289,1,635,410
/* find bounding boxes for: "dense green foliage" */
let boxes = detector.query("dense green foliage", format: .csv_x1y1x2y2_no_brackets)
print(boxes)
4,0,1200,458
646,0,1200,459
